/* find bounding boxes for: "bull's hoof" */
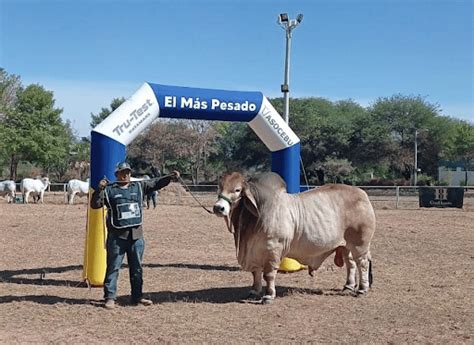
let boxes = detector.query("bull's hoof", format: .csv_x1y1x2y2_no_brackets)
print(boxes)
261,295,274,304
245,290,261,300
341,286,357,296
356,289,369,297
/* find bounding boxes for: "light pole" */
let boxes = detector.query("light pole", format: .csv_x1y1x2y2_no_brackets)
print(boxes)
414,129,428,186
278,13,303,124
414,129,418,187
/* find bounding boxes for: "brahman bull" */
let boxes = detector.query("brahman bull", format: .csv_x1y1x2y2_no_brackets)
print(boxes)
20,177,50,204
213,172,376,304
66,179,89,204
0,180,16,203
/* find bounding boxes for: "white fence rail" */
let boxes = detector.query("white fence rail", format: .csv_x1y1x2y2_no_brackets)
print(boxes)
10,183,474,209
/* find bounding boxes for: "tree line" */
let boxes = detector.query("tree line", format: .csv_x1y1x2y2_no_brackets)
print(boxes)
1,68,473,185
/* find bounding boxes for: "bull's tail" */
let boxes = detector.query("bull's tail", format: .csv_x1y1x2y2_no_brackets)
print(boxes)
368,259,373,287
334,246,345,267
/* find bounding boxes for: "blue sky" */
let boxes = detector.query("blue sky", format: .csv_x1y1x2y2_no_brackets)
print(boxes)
1,0,472,137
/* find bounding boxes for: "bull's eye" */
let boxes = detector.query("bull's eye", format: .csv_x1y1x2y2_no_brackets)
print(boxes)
234,188,241,193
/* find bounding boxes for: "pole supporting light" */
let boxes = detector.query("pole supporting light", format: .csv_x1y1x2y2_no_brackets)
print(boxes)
277,13,303,123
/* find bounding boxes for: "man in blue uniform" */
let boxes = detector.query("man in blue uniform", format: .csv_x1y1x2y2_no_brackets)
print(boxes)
90,161,179,309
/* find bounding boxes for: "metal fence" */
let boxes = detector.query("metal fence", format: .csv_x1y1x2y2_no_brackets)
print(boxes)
11,182,474,209
159,184,474,210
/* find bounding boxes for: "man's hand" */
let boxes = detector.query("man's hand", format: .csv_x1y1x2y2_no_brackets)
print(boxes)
98,179,108,190
171,170,180,180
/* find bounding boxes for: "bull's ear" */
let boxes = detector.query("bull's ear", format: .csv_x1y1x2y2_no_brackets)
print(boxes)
242,187,259,217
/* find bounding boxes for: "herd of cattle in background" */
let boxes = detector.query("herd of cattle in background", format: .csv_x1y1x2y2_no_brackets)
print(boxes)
0,177,88,204
0,175,156,205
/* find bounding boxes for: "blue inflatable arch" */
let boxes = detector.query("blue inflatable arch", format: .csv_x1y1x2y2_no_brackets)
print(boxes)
91,82,300,191
83,82,300,285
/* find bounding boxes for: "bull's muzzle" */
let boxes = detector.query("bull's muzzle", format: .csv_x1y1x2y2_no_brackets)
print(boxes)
213,204,226,215
213,193,232,217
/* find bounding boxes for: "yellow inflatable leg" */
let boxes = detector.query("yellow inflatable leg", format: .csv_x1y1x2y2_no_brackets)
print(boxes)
278,257,307,273
82,190,107,286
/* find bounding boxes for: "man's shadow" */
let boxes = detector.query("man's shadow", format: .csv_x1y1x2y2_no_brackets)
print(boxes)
0,263,240,288
0,263,338,306
0,286,325,306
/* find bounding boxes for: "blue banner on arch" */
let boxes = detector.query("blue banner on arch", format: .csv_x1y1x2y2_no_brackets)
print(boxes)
149,83,263,122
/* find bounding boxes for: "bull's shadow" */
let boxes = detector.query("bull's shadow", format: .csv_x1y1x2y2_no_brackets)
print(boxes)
147,286,325,304
0,286,325,306
145,263,240,272
0,264,339,303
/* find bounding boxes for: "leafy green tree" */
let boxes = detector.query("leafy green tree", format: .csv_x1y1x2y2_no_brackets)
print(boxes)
369,94,441,182
127,119,221,183
273,97,359,184
444,121,474,184
320,157,354,183
210,121,269,174
2,84,72,180
90,97,125,129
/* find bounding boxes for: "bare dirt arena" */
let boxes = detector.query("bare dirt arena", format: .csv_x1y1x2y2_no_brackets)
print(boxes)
1,191,472,344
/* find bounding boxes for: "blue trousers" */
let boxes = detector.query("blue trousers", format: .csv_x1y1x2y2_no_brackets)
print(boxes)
146,191,157,209
104,232,145,302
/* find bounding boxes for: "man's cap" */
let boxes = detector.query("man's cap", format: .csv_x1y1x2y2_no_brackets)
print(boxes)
115,161,132,175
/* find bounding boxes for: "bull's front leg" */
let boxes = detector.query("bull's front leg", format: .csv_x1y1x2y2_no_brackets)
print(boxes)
262,267,278,304
246,269,262,300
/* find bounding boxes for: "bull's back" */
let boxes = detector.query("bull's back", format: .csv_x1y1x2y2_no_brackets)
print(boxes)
1,181,15,192
67,180,88,193
21,179,42,193
294,184,375,247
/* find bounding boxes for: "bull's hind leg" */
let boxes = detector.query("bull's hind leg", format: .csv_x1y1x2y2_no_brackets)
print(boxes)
247,269,262,300
341,248,358,294
262,266,278,304
353,250,372,295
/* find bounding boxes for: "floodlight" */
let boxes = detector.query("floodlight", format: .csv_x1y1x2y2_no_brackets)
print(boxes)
279,13,289,23
276,12,304,123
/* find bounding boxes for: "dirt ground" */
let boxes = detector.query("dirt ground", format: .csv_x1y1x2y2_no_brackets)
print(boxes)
0,193,472,344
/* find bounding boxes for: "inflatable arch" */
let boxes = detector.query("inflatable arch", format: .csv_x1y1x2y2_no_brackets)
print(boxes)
83,82,301,286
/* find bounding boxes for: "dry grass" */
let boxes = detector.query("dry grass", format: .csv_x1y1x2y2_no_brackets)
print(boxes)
0,198,472,343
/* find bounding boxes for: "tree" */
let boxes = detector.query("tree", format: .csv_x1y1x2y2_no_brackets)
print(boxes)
90,97,125,129
1,84,72,180
0,68,21,120
127,119,220,183
0,69,22,172
275,97,357,184
210,121,269,174
444,121,474,184
319,157,354,183
369,94,442,182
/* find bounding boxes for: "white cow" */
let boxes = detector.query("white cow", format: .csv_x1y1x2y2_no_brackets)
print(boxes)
66,179,89,204
0,180,16,203
213,172,376,304
20,177,50,204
